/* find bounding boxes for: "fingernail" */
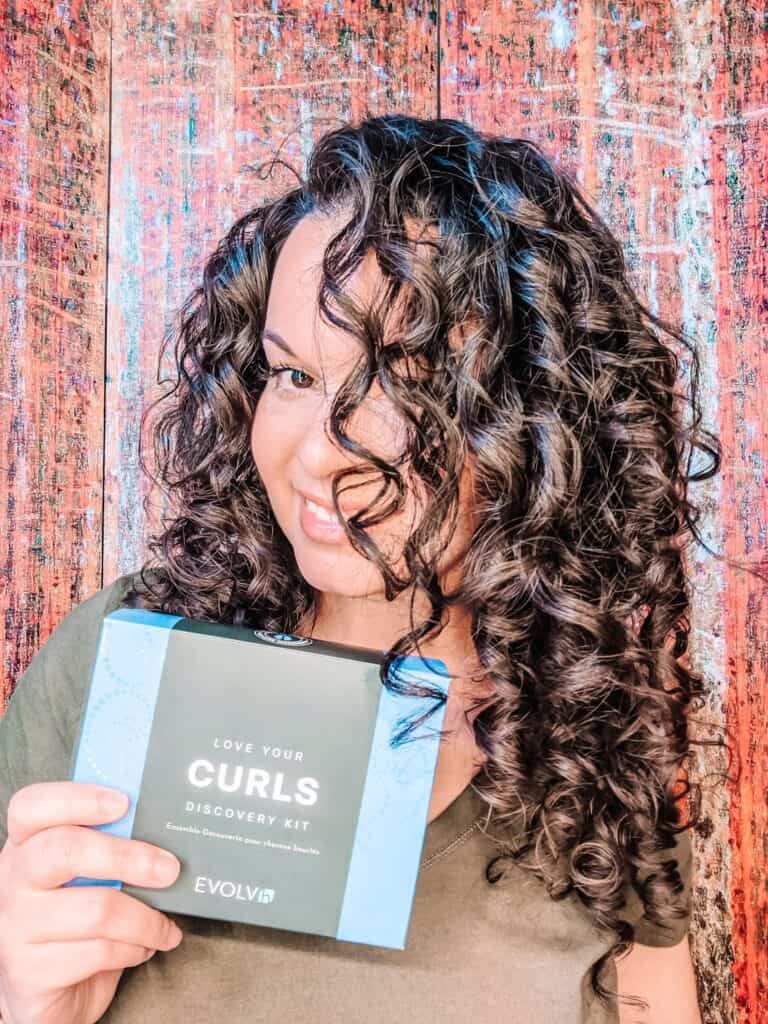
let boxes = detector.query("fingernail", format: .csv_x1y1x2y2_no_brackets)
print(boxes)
101,790,130,816
154,851,180,880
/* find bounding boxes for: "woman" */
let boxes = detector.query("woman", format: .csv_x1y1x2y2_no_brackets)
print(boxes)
0,115,717,1023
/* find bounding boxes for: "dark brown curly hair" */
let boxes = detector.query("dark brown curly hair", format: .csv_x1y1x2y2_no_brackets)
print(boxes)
129,114,727,1015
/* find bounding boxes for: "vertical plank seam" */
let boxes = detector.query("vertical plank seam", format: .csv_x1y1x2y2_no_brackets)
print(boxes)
436,0,441,119
100,8,115,594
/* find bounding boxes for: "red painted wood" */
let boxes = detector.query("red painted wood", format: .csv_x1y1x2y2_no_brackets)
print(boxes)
441,2,765,1019
0,1,111,705
2,1,765,1018
103,0,440,580
709,2,768,1016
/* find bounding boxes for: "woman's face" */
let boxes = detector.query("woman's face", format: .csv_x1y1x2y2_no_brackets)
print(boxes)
249,212,477,601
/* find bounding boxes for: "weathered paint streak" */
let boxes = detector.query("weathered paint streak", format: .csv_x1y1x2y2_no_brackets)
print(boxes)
104,0,439,578
710,0,768,1015
0,0,110,704
441,1,766,1020
2,1,765,1020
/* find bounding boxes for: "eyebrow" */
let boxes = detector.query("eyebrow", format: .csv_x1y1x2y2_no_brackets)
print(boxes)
262,329,297,358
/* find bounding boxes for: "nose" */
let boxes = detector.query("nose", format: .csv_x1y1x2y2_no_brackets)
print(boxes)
294,390,362,483
294,388,406,495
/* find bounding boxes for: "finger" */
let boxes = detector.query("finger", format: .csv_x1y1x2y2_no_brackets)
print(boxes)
18,825,181,891
6,782,131,847
8,939,162,992
20,887,183,952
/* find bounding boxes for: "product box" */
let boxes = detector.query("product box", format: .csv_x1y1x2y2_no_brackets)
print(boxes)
67,608,451,950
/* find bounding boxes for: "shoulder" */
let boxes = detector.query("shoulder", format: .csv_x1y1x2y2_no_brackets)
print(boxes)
1,569,161,754
58,569,144,627
25,570,148,686
10,569,152,670
0,570,150,845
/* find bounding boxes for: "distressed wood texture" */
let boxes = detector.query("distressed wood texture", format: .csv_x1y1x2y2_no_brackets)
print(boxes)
0,0,111,702
2,2,766,1022
104,0,439,576
712,6,768,1020
440,2,766,1020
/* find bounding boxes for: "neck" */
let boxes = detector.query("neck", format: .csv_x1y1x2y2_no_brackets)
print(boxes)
297,591,493,823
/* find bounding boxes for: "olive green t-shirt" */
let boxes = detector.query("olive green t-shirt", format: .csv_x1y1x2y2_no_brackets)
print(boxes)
0,573,693,1023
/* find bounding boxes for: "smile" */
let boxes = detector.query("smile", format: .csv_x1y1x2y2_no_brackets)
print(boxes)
298,492,348,545
303,496,341,523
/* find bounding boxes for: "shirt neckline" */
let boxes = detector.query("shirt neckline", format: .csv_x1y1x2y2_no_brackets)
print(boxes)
419,770,488,865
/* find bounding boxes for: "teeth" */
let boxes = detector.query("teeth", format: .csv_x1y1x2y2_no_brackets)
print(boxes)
305,497,341,524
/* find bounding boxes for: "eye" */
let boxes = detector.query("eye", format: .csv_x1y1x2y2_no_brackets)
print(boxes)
266,363,315,390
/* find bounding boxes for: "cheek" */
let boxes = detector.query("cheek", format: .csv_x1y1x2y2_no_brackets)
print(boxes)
250,401,291,484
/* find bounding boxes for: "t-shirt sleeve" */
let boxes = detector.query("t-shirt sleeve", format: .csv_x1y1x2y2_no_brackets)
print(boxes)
0,573,140,849
619,823,694,947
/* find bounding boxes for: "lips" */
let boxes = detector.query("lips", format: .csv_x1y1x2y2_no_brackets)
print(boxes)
295,489,367,516
298,491,347,544
303,495,342,523
296,490,337,513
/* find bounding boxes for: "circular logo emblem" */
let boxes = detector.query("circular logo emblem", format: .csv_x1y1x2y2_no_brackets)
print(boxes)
253,630,313,647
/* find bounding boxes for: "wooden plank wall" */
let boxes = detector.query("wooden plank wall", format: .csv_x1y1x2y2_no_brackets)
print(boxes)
1,2,765,1020
1,1,111,686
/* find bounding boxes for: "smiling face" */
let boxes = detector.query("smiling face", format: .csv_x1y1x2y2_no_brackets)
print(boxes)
249,211,477,607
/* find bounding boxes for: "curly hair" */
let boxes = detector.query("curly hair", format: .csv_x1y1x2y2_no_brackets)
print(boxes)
130,113,725,1015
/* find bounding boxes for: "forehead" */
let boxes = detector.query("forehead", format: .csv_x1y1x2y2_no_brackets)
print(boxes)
264,213,441,371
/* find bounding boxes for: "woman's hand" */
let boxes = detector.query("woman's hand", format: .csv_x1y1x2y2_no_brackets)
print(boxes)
0,781,184,1024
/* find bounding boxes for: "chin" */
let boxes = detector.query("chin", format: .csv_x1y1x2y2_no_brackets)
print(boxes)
291,540,381,595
